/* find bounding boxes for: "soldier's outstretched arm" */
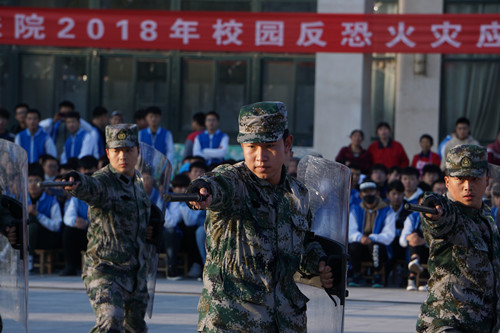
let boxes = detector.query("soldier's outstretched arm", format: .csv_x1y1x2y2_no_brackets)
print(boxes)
188,186,212,210
63,171,108,206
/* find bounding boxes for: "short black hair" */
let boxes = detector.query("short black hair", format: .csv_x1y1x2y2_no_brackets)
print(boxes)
456,117,470,127
0,108,10,120
387,180,404,193
388,166,402,175
189,161,207,172
39,154,59,166
92,106,108,118
14,103,29,111
27,108,41,119
171,174,190,188
206,111,220,121
65,111,81,121
401,166,420,178
134,109,146,121
376,122,391,132
145,106,161,116
419,134,434,146
28,162,45,179
422,164,441,176
350,129,364,140
431,179,445,187
370,163,388,175
193,112,205,127
59,100,75,110
66,157,80,171
79,155,98,170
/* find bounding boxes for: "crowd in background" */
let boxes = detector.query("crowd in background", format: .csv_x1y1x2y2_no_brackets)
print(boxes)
338,120,500,291
1,100,499,288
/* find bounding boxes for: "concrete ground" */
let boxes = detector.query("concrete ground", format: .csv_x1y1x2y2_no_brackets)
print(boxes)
2,275,427,332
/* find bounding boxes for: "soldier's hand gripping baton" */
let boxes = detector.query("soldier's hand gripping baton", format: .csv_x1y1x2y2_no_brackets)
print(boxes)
404,203,438,215
163,193,208,202
38,181,76,188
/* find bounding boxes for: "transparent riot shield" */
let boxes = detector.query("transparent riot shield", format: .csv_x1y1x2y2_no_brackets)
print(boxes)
135,142,171,318
489,163,500,185
295,155,351,333
0,140,29,332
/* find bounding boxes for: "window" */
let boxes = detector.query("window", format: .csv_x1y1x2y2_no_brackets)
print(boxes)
180,57,249,140
371,0,398,136
101,56,134,115
136,59,169,111
261,58,315,146
441,1,500,144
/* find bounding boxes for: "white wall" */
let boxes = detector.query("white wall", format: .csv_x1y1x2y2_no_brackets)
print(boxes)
314,0,374,161
393,0,444,159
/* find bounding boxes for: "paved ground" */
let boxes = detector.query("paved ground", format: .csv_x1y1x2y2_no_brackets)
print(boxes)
2,274,427,332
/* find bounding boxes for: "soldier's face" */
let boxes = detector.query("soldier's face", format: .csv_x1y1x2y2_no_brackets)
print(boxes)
445,174,489,209
106,146,140,178
241,135,292,185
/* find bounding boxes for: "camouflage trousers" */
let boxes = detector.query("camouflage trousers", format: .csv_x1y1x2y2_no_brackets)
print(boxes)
85,276,148,333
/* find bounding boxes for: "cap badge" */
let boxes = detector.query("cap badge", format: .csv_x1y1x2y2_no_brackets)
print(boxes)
117,131,126,140
461,156,472,168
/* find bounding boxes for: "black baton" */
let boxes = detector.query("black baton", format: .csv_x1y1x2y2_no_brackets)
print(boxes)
163,193,208,202
38,181,76,188
404,203,438,215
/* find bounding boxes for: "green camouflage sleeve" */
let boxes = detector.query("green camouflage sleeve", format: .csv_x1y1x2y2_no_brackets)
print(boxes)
67,171,110,208
199,165,241,212
421,192,460,239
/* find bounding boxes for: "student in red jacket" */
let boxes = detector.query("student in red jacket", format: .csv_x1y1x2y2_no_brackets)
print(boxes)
335,129,372,174
367,122,409,169
411,134,441,175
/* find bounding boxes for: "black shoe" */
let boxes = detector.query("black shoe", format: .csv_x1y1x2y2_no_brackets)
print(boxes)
167,267,182,281
59,268,78,276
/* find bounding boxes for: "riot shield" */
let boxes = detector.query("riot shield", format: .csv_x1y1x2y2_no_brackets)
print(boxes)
135,142,171,318
0,139,29,332
295,155,350,333
489,163,500,185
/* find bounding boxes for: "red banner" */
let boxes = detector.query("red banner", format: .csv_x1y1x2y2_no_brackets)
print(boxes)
0,7,499,54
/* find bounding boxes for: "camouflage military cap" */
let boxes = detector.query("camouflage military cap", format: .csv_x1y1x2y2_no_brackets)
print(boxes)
237,101,288,144
446,144,488,177
105,124,139,149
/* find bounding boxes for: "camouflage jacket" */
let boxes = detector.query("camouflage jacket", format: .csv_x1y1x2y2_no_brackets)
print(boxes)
68,164,151,292
417,192,500,333
196,162,326,332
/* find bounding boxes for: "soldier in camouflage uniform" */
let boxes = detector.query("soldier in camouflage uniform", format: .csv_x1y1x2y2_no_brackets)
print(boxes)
188,101,334,332
65,124,152,333
417,144,500,333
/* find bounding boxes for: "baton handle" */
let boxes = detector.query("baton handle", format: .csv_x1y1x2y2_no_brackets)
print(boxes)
163,193,208,202
404,203,438,215
38,181,76,188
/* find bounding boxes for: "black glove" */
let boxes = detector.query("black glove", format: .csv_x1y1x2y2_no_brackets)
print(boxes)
61,171,81,183
422,194,445,215
186,178,212,196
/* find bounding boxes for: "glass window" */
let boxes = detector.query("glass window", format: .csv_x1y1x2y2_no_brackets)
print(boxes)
182,0,250,11
441,1,500,144
181,59,214,132
54,56,89,116
101,57,134,116
136,59,169,112
100,0,171,9
261,59,315,146
261,1,316,12
16,0,90,7
371,0,397,137
21,54,54,119
295,61,315,146
215,60,248,136
0,54,10,110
